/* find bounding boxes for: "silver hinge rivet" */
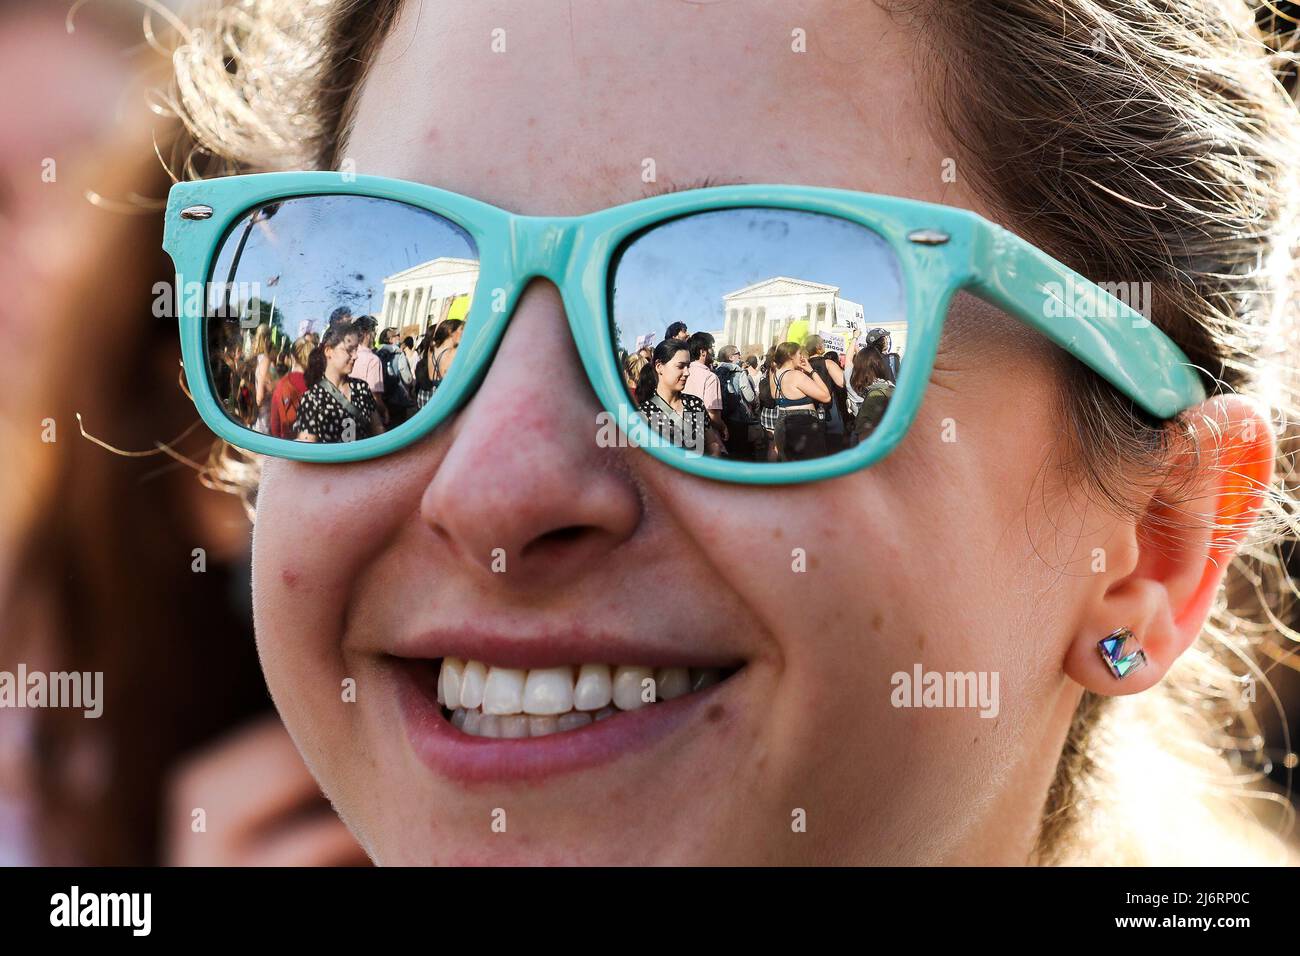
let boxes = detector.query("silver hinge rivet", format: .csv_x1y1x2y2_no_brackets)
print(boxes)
907,229,950,246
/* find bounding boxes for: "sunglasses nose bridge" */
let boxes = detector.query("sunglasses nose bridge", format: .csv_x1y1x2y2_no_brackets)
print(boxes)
509,215,580,285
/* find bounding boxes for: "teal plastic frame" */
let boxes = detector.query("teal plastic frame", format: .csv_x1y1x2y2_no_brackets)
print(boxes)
163,172,1207,484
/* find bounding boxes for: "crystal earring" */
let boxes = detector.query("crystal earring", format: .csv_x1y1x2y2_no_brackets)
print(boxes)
1098,626,1147,679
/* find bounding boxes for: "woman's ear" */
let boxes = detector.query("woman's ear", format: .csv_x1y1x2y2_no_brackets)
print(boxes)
1064,394,1276,695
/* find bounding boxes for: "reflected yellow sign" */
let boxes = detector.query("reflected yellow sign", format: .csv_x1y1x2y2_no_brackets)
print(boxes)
447,294,471,323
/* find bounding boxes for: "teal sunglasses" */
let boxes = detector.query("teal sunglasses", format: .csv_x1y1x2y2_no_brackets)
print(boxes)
162,171,1206,484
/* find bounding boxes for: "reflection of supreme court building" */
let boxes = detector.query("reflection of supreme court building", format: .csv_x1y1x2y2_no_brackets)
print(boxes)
714,276,907,357
380,257,479,339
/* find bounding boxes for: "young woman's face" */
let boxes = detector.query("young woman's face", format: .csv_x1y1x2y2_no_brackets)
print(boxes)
326,334,358,377
657,349,690,396
252,0,1104,864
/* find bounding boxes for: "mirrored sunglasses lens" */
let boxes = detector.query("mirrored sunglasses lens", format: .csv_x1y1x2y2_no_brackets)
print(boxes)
202,194,479,447
610,207,909,465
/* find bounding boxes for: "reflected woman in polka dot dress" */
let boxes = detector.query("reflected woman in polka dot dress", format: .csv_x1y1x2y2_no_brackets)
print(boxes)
296,323,386,443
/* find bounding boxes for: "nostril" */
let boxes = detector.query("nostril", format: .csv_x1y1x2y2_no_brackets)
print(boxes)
539,525,588,545
519,525,593,561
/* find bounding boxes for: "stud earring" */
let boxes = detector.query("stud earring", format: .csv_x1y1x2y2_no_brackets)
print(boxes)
1098,626,1147,679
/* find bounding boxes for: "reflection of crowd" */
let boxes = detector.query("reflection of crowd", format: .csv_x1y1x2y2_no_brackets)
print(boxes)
620,323,900,461
211,309,466,444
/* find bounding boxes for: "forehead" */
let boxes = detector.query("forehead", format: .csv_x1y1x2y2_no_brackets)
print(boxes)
346,1,987,217
344,1,1043,358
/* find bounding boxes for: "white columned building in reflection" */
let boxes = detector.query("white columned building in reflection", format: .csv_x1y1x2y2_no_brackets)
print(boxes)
380,257,480,338
715,275,906,357
717,277,858,350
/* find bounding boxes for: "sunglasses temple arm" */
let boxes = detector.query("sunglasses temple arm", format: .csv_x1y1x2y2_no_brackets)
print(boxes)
964,222,1207,419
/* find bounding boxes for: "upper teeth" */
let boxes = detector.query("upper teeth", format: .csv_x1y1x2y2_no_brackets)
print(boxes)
437,659,722,716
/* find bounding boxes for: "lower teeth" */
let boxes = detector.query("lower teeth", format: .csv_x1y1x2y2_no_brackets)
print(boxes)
448,706,619,738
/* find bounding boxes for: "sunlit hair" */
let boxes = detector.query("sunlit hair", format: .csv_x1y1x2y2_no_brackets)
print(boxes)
291,335,314,372
250,322,273,358
879,0,1300,864
622,353,647,390
160,0,1300,863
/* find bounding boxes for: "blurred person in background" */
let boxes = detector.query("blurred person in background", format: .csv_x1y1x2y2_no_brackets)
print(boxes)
0,1,133,412
0,2,363,866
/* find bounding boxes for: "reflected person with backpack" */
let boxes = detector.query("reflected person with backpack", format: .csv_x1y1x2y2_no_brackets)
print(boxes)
377,326,416,427
715,345,766,461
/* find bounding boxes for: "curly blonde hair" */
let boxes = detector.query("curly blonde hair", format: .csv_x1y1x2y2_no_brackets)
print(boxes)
159,0,1300,863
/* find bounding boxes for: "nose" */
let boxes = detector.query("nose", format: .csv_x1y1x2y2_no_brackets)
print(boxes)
420,278,642,587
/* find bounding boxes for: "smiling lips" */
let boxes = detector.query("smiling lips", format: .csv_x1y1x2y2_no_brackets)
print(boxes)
386,632,745,782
